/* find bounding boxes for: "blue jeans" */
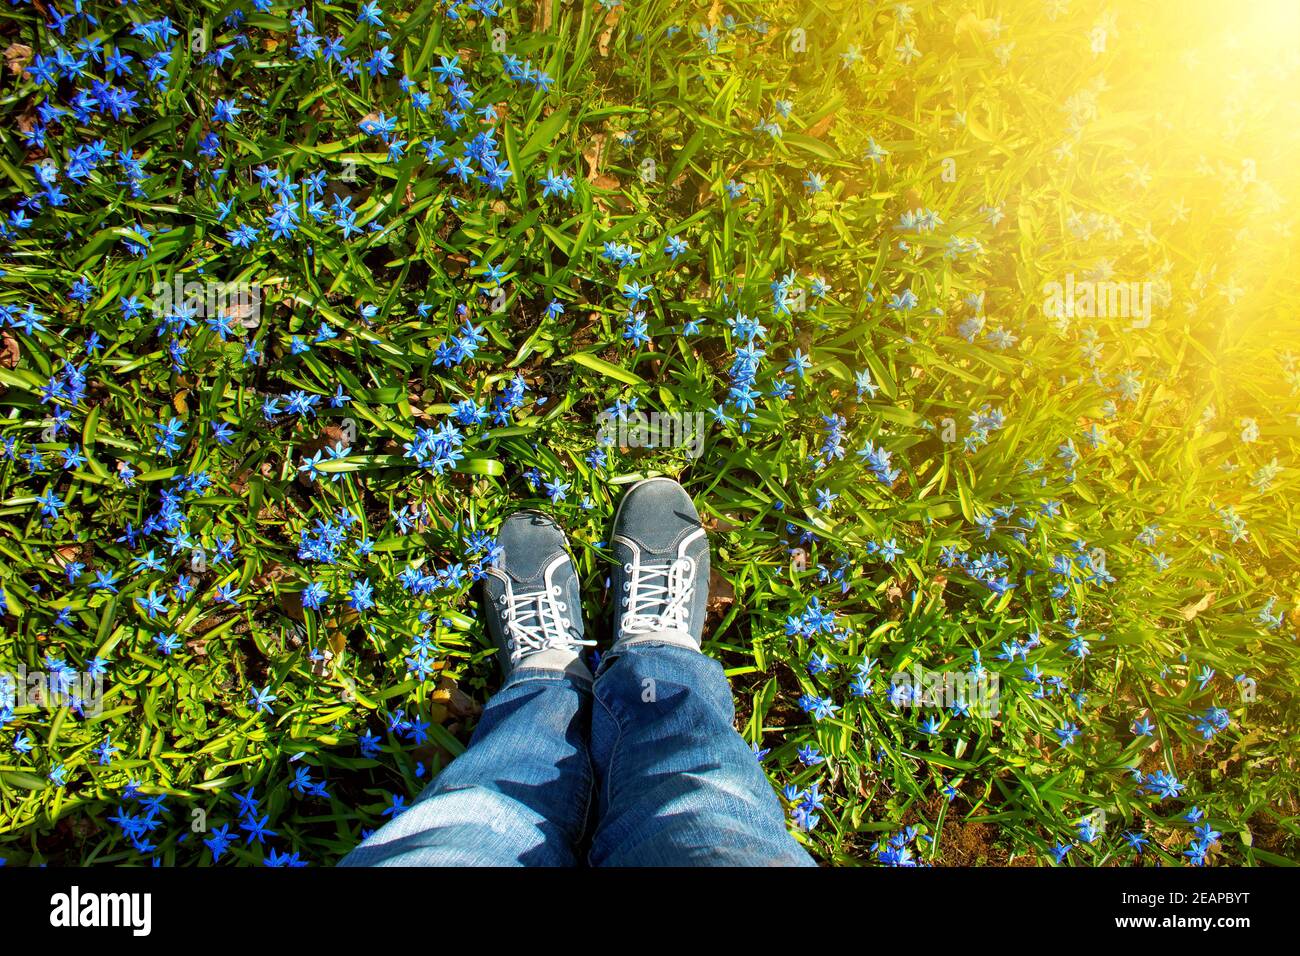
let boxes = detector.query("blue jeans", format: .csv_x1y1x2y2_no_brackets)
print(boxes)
340,642,815,866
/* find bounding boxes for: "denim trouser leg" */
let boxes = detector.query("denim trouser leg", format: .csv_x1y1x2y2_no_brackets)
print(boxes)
339,667,594,866
587,642,816,866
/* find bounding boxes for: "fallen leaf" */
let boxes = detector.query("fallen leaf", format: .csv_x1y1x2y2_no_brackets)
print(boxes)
432,675,479,719
222,297,259,324
0,331,18,369
534,0,553,31
5,43,32,77
582,132,607,181
804,112,837,139
53,545,84,569
251,562,290,589
707,567,735,615
705,514,738,533
597,7,622,57
326,606,358,656
1180,591,1215,621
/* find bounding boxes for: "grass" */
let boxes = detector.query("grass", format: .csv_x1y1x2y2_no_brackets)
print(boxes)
0,0,1297,866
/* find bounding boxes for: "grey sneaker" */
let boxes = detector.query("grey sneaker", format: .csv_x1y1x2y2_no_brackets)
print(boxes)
609,477,710,651
483,511,594,676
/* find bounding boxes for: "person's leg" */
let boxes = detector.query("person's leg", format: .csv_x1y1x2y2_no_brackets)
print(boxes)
586,477,814,867
341,665,593,867
341,511,597,867
588,642,813,866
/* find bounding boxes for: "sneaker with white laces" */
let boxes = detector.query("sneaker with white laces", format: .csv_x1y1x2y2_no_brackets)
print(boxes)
483,511,594,676
609,477,710,652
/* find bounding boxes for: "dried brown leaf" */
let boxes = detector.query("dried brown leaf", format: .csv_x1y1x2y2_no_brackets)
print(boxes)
582,132,607,181
0,332,19,370
5,43,32,76
707,567,735,615
1180,591,1215,621
534,0,553,31
804,112,836,139
597,7,622,57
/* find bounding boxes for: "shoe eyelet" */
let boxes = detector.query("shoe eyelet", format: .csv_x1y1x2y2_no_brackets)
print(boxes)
623,563,632,572
622,582,630,591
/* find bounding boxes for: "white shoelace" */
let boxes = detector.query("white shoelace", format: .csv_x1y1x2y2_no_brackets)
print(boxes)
620,556,696,637
499,583,593,664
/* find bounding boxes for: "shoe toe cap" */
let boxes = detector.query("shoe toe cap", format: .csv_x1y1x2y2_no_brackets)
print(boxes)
494,511,568,584
615,478,704,554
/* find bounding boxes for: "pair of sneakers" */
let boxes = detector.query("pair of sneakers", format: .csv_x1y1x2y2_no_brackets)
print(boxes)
482,477,710,676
